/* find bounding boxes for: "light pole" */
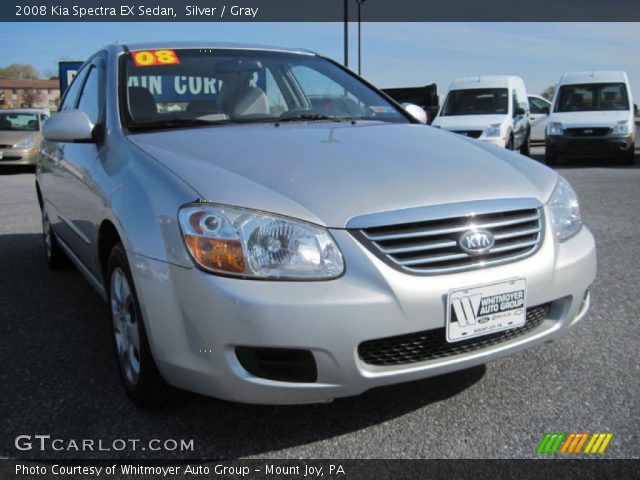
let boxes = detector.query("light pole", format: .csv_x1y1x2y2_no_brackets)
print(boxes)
343,0,349,68
357,0,367,75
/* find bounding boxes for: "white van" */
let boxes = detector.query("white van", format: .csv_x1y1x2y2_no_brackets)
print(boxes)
545,71,636,165
432,75,531,154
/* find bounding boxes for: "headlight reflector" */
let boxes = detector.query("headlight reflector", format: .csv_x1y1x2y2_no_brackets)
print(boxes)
484,123,502,137
547,176,582,241
13,138,34,149
612,121,630,136
178,204,344,279
548,122,564,136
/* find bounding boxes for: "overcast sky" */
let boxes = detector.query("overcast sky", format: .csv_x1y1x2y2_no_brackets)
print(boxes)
1,22,638,99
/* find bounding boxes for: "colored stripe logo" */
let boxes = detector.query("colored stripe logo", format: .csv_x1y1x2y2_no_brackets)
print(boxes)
537,433,613,454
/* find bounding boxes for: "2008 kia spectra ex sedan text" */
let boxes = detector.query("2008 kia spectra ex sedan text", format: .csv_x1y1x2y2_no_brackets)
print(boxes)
35,42,596,406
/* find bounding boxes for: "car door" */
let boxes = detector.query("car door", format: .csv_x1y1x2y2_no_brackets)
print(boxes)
511,90,526,147
528,96,551,143
42,57,106,276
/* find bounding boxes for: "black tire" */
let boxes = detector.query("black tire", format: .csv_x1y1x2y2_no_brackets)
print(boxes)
545,151,558,166
505,134,514,151
520,130,531,156
621,144,635,165
107,243,167,407
41,210,72,270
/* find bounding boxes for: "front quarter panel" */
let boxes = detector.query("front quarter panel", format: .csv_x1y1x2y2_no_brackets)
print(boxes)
107,141,198,268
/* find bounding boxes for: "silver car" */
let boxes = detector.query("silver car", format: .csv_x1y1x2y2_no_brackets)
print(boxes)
36,42,596,405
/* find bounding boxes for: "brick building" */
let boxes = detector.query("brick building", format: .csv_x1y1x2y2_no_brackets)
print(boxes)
0,78,60,113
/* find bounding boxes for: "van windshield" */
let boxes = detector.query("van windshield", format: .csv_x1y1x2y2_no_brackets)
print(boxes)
555,83,629,112
120,48,409,130
441,88,508,116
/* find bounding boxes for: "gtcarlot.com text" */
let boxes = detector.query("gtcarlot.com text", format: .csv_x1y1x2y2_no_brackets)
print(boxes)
14,435,194,452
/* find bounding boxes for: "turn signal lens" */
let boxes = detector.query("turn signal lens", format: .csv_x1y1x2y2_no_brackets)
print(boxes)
184,236,245,273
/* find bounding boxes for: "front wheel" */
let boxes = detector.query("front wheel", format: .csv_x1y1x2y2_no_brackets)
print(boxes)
42,211,71,270
505,134,514,151
621,144,635,165
545,150,558,166
520,131,531,156
107,243,167,406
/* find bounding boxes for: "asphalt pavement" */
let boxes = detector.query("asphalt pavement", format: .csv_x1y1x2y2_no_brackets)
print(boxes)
0,148,638,459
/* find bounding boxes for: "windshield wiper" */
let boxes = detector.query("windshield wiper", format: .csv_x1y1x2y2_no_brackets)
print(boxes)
127,118,235,131
274,113,358,125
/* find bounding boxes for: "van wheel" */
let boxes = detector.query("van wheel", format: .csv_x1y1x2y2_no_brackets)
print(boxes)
621,145,635,165
545,151,558,166
506,135,514,151
520,131,531,156
41,211,71,270
107,243,167,407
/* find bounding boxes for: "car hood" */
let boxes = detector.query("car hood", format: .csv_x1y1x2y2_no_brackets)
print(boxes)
0,130,37,146
128,122,557,228
550,110,631,127
432,114,507,131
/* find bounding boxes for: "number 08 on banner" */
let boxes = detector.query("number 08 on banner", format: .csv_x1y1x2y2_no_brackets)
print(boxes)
132,50,180,67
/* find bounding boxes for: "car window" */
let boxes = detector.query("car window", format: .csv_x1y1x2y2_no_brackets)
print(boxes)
528,97,549,114
60,66,90,111
441,88,508,116
555,83,629,112
76,66,102,125
0,113,39,131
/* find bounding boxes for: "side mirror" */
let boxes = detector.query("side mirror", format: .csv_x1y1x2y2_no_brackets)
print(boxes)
634,104,638,115
43,110,95,143
541,106,550,115
515,107,526,116
401,103,428,124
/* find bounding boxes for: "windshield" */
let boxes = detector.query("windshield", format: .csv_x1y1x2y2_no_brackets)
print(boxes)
555,83,629,112
0,113,39,131
121,48,408,130
441,88,508,116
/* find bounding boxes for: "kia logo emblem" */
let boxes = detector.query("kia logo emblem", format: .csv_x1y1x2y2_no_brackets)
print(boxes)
458,229,495,255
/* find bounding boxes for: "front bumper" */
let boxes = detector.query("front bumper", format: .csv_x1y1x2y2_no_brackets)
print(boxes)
0,147,38,165
129,220,596,404
546,134,633,158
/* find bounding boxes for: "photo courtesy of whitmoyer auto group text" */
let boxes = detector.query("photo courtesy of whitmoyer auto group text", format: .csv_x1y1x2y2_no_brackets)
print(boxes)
0,0,638,478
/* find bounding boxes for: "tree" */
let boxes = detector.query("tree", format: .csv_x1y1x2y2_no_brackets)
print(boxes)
0,63,40,79
23,89,43,108
541,85,555,101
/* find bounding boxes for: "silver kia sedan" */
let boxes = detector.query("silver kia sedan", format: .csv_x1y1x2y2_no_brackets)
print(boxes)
36,42,596,405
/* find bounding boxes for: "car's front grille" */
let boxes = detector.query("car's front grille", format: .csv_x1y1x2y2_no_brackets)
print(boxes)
452,130,483,139
0,145,12,149
358,303,550,366
565,127,610,137
354,207,543,274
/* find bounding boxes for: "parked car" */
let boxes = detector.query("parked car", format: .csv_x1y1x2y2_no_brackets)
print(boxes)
528,94,552,144
0,109,49,166
36,43,596,406
545,70,636,165
432,75,531,155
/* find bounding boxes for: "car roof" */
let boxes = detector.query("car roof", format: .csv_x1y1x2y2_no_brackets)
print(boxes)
559,70,628,85
449,75,521,90
113,41,316,56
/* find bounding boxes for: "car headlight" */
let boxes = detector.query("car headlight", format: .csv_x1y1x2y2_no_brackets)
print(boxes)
13,138,34,149
178,204,344,280
547,176,582,241
547,122,564,136
484,123,502,137
612,121,630,136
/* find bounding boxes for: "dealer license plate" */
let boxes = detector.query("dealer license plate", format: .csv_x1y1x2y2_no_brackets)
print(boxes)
446,278,526,343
